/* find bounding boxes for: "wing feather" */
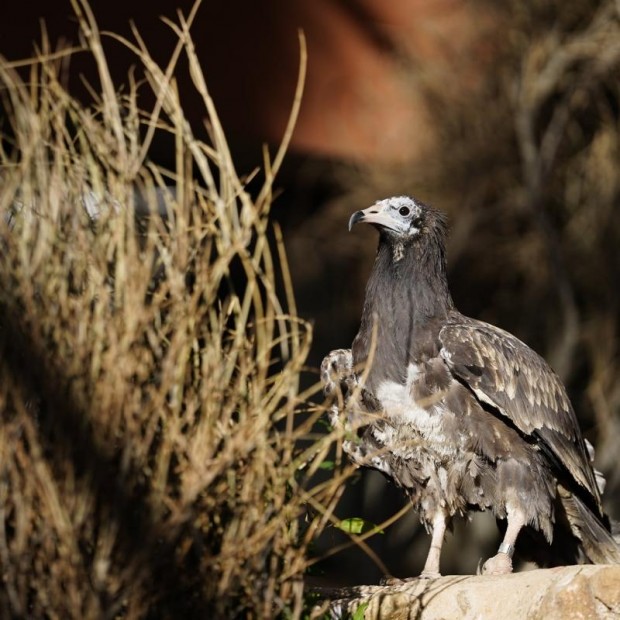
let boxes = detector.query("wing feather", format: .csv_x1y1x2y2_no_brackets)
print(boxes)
439,314,601,508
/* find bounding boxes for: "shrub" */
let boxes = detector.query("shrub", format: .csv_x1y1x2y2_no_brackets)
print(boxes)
0,2,346,617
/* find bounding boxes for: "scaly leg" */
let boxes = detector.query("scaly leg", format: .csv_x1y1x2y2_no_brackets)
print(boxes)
482,507,525,575
420,512,447,579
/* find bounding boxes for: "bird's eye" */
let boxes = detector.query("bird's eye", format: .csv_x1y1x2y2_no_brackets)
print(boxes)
399,206,410,216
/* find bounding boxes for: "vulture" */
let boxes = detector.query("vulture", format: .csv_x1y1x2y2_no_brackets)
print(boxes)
321,196,620,577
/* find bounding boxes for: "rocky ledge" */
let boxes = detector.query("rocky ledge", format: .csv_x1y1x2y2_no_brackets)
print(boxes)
313,564,620,619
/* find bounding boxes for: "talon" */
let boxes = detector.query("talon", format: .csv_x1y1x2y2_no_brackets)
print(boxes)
380,576,403,586
419,570,441,580
482,552,513,576
321,349,355,396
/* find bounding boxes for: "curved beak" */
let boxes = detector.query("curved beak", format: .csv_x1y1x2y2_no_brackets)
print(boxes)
348,210,366,231
348,204,399,233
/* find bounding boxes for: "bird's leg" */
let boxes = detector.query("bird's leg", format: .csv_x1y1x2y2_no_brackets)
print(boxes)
482,508,525,575
420,512,447,579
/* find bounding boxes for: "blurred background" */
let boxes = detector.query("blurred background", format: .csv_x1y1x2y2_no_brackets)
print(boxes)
3,0,620,585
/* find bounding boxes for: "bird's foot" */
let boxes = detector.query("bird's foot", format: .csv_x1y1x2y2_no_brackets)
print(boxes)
481,552,513,575
380,576,404,586
321,349,355,397
419,569,441,580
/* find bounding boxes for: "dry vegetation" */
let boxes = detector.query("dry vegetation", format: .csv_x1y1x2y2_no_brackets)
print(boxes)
0,2,354,618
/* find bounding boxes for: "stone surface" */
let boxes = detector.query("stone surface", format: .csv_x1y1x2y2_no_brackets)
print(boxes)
315,565,620,619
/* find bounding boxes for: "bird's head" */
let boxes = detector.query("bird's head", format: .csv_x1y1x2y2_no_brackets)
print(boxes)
349,196,448,263
349,196,453,317
349,196,446,242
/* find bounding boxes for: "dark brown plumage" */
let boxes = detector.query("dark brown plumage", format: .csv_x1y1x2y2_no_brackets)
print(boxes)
321,196,620,577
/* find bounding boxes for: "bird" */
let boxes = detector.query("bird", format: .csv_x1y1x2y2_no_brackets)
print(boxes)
321,195,620,578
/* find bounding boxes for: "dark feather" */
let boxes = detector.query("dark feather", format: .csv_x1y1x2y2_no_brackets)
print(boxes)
557,486,620,564
439,316,602,510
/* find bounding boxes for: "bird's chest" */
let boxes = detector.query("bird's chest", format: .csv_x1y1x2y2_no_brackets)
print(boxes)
372,361,459,457
354,318,442,394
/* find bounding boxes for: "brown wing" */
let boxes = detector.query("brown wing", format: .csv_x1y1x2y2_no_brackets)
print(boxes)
439,314,601,510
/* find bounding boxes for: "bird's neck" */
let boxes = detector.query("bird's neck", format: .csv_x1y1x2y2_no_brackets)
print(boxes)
353,237,454,388
372,238,454,323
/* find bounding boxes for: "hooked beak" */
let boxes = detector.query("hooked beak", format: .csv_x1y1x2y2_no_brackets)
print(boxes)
348,210,365,231
348,205,400,233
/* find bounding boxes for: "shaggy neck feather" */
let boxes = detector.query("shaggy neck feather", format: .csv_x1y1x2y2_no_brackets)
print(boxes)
353,230,454,389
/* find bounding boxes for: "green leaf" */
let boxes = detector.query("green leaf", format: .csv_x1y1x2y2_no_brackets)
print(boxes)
337,517,384,535
318,460,335,470
317,417,334,432
351,601,369,620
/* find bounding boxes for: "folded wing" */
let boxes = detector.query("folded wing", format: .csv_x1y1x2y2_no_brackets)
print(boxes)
439,314,602,513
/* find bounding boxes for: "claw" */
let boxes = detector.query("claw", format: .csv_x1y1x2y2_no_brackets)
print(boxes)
482,552,513,576
321,349,355,396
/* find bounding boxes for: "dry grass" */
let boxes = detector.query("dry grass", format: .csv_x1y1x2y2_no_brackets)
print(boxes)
0,2,354,617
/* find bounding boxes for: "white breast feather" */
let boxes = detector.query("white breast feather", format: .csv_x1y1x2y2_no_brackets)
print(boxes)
375,363,449,444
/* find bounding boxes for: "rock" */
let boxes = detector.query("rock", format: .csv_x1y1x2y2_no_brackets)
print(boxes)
314,565,620,619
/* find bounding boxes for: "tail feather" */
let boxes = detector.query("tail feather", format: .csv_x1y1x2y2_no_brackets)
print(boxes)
559,485,620,565
611,517,620,547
